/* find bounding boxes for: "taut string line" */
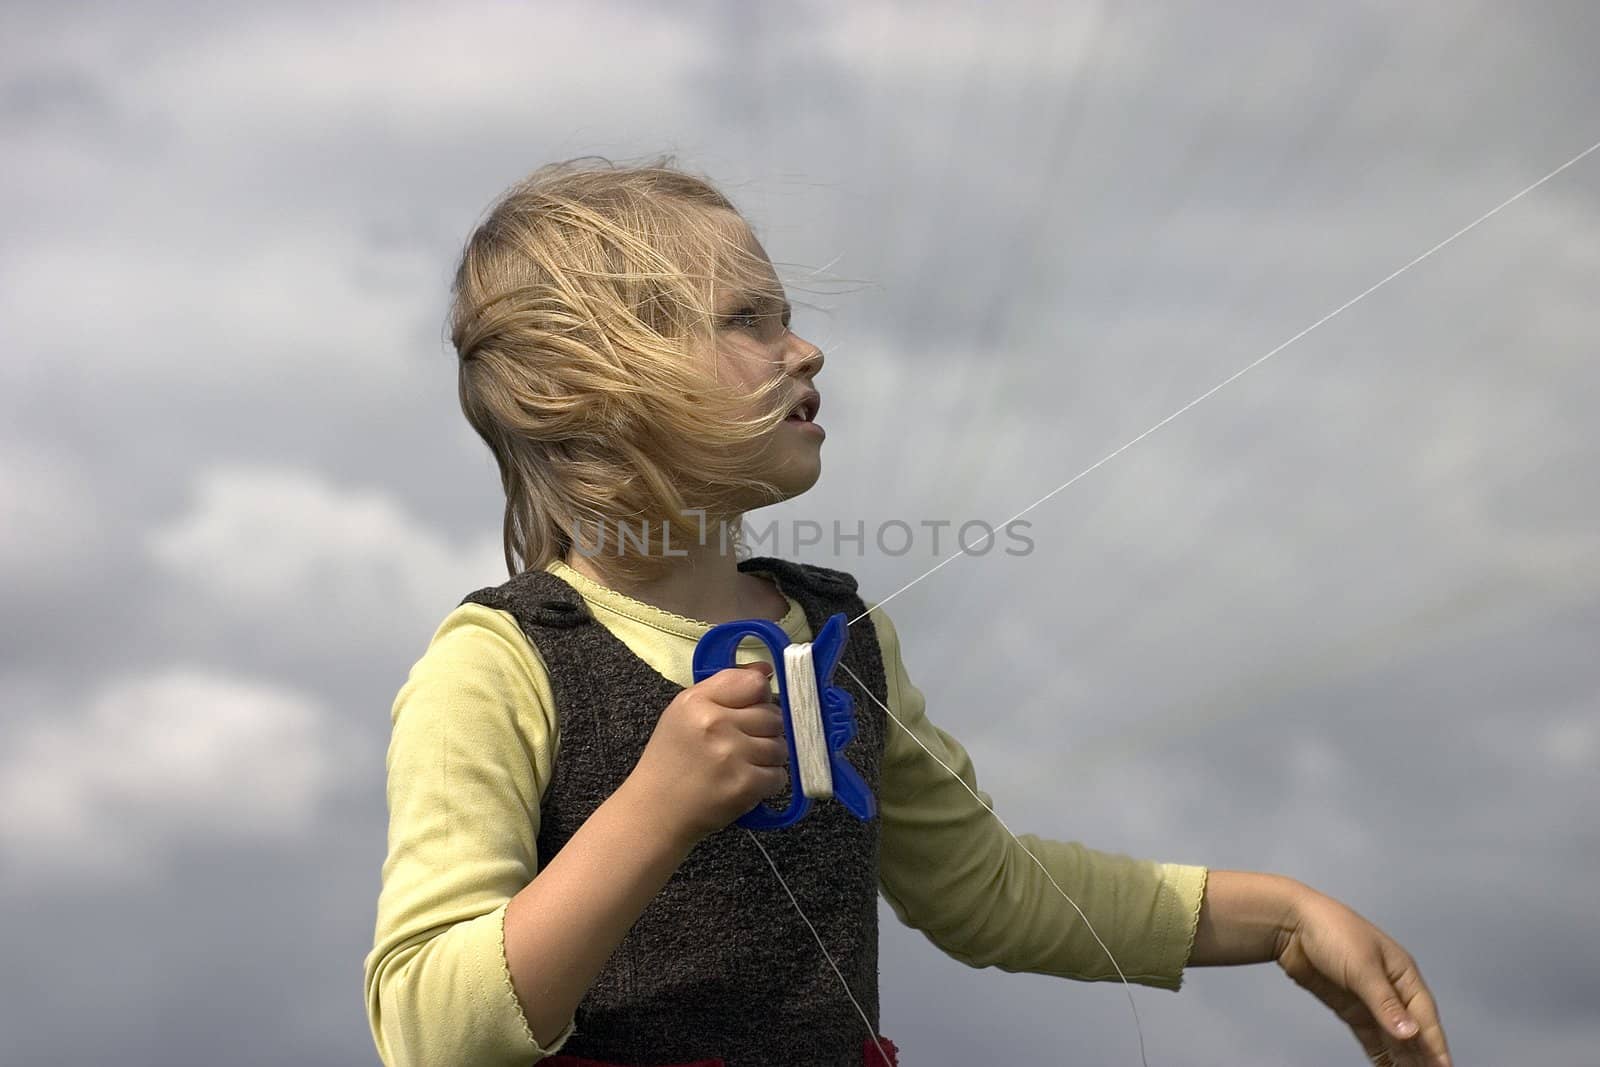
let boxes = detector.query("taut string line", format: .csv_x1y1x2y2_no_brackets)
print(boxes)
852,137,1600,630
759,136,1600,1066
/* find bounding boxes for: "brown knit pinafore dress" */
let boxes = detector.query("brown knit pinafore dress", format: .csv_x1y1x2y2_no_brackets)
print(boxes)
459,556,899,1067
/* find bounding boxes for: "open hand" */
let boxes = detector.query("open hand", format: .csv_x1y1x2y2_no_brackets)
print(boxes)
1274,890,1452,1066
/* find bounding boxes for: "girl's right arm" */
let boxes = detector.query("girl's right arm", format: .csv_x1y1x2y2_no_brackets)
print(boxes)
502,658,788,1046
365,604,788,1066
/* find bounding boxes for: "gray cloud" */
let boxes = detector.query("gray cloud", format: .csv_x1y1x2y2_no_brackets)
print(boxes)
2,1,1596,1064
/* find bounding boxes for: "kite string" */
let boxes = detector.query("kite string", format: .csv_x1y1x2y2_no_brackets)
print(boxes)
851,136,1600,629
840,657,1154,1067
744,828,895,1067
746,653,1151,1067
751,134,1600,1064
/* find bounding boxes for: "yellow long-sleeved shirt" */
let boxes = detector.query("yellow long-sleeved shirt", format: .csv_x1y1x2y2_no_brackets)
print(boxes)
363,559,1208,1066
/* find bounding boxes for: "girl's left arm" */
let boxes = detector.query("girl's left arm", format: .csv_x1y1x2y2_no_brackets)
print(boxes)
866,607,1451,1064
1191,870,1453,1066
868,608,1206,988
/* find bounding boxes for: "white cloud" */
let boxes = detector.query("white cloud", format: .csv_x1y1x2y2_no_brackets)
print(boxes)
144,464,505,637
10,1,710,141
130,3,712,137
1538,711,1599,771
815,0,1153,85
0,1,717,396
0,667,354,886
0,228,441,393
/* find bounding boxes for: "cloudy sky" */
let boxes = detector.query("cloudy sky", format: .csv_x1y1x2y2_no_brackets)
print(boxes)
3,1,1597,1063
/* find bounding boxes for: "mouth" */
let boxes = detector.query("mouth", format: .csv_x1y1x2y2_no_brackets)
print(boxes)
785,391,821,424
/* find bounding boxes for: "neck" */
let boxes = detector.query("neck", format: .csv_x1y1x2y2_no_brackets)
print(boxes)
561,514,786,625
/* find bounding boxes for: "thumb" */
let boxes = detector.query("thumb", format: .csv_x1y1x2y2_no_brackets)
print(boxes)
1358,970,1419,1040
741,659,775,679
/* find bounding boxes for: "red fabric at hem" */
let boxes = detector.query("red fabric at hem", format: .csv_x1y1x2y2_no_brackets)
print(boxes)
864,1034,900,1066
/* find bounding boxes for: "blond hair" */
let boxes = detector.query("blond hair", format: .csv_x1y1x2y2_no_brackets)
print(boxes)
449,155,801,584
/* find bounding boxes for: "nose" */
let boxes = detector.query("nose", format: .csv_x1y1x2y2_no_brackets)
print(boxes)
787,330,824,379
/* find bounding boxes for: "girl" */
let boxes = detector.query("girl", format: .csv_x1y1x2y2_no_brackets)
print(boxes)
363,157,1452,1067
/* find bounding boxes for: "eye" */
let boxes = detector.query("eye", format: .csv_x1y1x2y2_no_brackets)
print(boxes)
720,302,793,341
726,306,762,330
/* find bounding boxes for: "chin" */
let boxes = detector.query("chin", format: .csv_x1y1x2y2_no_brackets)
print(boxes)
751,458,822,507
780,467,822,498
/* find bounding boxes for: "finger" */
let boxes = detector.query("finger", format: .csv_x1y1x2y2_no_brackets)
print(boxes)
702,664,775,706
1386,942,1452,1066
1353,948,1422,1044
1329,988,1394,1064
728,701,786,738
1279,939,1394,1063
1408,999,1451,1066
1365,927,1452,1065
747,735,790,768
759,764,789,798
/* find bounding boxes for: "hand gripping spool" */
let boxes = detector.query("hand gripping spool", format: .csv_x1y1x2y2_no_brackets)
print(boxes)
691,613,876,830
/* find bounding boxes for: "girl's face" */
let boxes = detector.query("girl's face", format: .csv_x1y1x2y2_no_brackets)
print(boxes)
707,214,827,506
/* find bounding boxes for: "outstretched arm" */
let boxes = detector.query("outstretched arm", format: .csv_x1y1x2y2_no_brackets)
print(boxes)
869,608,1206,987
1189,870,1452,1067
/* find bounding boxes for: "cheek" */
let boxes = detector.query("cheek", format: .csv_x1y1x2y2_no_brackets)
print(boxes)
715,347,780,403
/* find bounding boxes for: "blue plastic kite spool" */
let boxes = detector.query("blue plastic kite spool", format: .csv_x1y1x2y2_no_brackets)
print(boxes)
691,613,876,830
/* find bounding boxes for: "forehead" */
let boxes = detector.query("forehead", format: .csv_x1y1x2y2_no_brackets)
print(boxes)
707,210,783,305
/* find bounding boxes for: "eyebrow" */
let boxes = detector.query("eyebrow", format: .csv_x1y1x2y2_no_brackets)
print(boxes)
721,289,792,320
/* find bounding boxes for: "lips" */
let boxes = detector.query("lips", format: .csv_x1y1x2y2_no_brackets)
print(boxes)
785,391,821,422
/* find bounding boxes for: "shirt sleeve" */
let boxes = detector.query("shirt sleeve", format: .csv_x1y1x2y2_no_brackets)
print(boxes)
362,604,577,1066
869,608,1209,990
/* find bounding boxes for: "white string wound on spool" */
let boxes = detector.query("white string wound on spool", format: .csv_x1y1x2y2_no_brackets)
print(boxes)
783,642,834,800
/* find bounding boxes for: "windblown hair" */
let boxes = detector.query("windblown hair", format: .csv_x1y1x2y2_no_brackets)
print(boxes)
448,155,797,584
